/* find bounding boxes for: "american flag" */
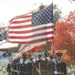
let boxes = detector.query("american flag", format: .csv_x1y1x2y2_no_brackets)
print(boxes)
8,3,54,44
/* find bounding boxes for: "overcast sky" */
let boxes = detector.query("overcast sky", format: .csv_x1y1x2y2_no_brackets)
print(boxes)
0,0,75,26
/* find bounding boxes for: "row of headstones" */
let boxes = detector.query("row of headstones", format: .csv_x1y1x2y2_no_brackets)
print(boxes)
0,63,7,73
67,65,75,75
0,62,8,75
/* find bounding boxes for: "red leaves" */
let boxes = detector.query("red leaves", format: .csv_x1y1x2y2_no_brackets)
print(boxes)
54,21,71,50
54,12,75,63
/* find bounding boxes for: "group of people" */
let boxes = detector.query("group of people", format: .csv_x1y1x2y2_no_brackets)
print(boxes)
7,52,67,75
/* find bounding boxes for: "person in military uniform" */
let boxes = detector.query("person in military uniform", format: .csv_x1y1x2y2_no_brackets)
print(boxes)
21,54,28,75
12,59,20,75
56,52,67,75
24,54,33,75
34,55,43,75
15,61,24,75
47,55,55,75
12,64,17,75
7,58,13,75
19,58,24,75
42,55,47,75
31,57,37,75
27,58,33,75
22,53,34,75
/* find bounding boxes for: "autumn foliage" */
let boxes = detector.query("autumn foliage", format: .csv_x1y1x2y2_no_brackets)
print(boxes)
54,12,75,64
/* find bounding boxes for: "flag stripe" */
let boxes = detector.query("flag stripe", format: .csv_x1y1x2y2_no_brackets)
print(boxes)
8,25,53,35
8,24,31,29
8,36,53,44
11,19,31,24
8,34,53,41
9,37,53,44
9,22,31,26
9,34,53,41
8,31,53,39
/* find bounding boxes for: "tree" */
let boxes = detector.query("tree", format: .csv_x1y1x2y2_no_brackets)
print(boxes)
69,0,75,4
54,12,75,64
69,0,75,2
53,5,62,24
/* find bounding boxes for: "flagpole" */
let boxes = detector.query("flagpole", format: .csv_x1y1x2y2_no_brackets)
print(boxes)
51,1,58,74
51,0,56,59
52,39,56,59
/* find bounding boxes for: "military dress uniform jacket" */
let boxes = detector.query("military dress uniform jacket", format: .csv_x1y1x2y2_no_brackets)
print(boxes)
7,63,18,75
34,60,44,75
36,59,55,75
7,64,12,72
31,61,36,75
12,64,19,75
27,62,33,75
22,62,28,75
7,63,13,75
42,59,48,75
16,63,24,75
47,60,55,75
56,61,67,75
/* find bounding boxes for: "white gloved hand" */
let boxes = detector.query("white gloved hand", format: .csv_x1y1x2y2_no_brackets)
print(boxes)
46,57,50,61
54,71,58,74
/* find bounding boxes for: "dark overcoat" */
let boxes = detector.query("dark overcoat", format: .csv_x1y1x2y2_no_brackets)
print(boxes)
56,61,67,75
